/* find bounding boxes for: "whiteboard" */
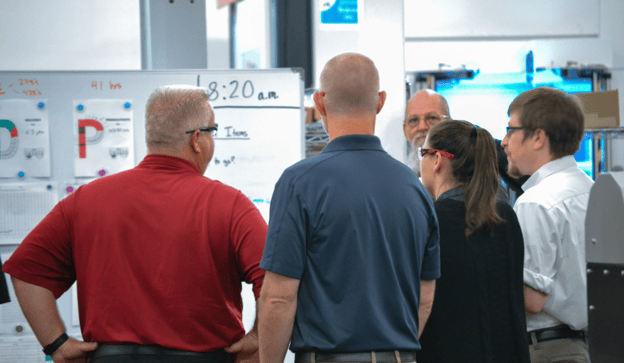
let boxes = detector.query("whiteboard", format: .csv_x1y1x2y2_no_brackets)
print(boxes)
0,69,305,223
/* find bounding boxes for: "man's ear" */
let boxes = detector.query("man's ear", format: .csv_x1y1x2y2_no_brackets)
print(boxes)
190,131,201,153
532,129,549,151
313,92,327,117
376,91,387,114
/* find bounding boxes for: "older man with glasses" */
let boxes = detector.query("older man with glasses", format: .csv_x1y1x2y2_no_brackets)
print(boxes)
403,89,451,176
4,85,267,363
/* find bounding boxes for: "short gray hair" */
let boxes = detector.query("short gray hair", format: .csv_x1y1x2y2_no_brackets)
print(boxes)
145,86,212,149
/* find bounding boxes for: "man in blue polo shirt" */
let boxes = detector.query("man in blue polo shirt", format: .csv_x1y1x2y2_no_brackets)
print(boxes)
258,53,441,363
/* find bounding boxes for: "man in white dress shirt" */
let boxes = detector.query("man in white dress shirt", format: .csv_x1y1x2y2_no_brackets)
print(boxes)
501,87,593,362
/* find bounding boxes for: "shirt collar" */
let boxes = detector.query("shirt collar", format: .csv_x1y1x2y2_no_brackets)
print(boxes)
437,185,466,202
321,134,384,153
139,154,201,174
522,155,578,191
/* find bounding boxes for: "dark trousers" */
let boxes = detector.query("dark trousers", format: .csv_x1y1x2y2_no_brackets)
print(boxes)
90,345,234,363
92,356,223,363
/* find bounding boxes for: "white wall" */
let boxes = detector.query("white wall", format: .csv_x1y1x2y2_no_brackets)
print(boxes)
0,0,231,71
0,0,141,70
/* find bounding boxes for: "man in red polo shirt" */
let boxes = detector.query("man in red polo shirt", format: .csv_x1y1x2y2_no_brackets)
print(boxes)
3,86,267,363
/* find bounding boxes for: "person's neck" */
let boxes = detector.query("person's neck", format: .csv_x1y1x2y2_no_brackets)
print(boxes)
434,178,461,200
325,115,375,141
526,151,557,176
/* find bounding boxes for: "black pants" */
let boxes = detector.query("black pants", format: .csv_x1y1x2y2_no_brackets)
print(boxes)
90,345,234,363
92,356,229,363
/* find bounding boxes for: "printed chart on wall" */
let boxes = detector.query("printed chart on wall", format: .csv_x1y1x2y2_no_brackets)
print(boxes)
0,183,58,245
200,70,305,221
73,99,134,178
0,99,51,178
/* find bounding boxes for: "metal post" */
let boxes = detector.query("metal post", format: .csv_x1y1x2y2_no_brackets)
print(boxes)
140,0,152,70
229,3,237,69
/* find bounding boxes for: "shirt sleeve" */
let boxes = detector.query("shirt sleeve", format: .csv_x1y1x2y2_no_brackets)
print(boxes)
260,171,307,280
2,199,76,299
420,207,441,281
230,192,269,299
514,201,557,295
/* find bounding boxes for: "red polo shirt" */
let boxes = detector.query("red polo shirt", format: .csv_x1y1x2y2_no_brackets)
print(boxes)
3,155,267,352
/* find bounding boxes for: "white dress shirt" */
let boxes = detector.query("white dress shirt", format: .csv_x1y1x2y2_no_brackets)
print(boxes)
514,156,594,331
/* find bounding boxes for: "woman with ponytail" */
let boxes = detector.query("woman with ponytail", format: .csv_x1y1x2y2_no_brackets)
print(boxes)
417,120,529,363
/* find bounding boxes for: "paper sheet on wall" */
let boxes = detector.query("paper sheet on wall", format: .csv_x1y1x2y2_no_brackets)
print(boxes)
73,99,134,178
0,99,51,178
0,183,58,245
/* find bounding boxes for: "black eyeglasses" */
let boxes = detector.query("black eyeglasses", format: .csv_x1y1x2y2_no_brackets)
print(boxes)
505,126,525,134
418,148,455,160
186,124,218,136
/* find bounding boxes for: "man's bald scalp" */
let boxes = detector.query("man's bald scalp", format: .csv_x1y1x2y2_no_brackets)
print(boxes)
320,53,380,115
405,89,451,120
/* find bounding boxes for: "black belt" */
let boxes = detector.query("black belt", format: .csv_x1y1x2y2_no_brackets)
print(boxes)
527,325,586,345
296,351,416,363
91,344,232,362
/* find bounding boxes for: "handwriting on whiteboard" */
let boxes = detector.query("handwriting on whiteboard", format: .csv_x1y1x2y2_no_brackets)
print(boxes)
0,80,42,97
90,81,123,91
213,156,236,167
206,80,280,103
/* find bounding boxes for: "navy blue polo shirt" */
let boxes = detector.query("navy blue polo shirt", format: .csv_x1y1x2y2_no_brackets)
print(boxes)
260,134,441,353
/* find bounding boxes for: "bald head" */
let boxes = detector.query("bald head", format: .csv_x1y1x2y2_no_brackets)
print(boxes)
405,90,450,120
320,53,381,116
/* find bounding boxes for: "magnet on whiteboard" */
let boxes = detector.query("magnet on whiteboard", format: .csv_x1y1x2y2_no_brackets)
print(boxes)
18,171,25,178
77,104,84,111
66,186,74,193
98,169,106,177
47,184,52,190
38,102,45,109
124,102,131,109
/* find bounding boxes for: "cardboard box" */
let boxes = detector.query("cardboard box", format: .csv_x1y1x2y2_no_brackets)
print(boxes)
575,89,620,129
